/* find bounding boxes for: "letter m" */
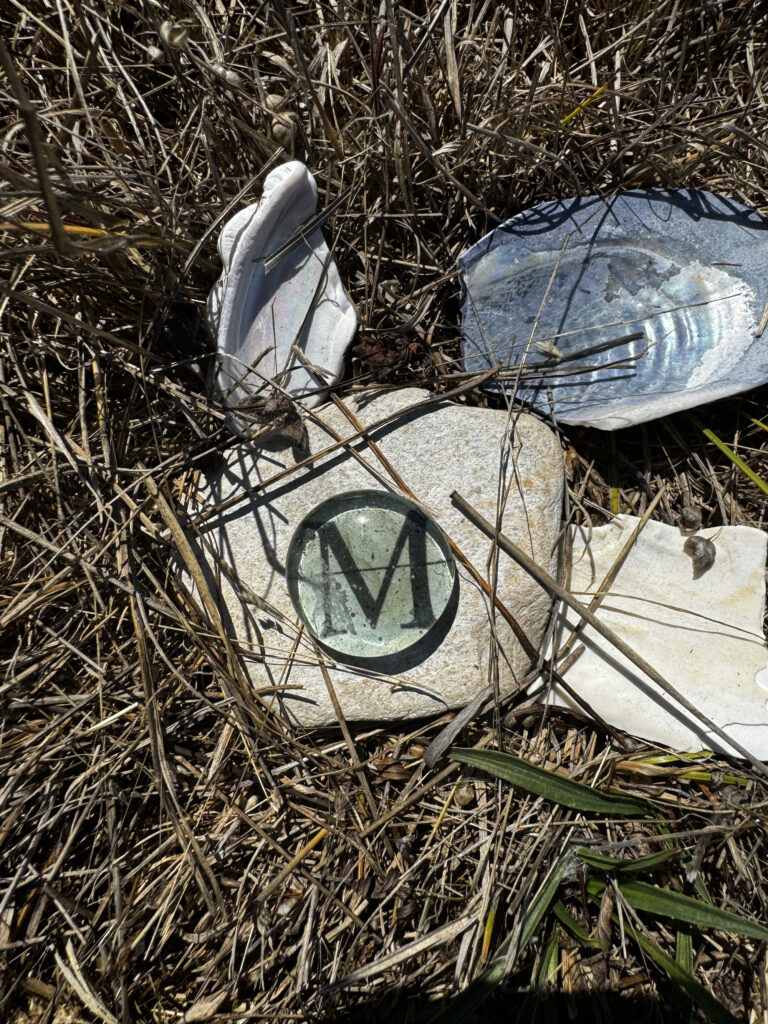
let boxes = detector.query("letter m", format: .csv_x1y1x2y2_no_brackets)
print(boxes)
317,510,436,637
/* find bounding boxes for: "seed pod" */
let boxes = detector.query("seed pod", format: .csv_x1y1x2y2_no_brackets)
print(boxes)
679,506,702,534
211,63,242,87
684,535,716,579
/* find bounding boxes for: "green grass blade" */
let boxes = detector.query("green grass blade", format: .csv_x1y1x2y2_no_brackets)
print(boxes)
450,749,649,816
519,854,571,951
686,412,768,496
730,402,768,436
689,871,714,905
589,878,768,940
654,822,714,904
552,900,602,948
624,920,740,1024
676,928,694,972
534,926,560,990
574,846,679,874
670,929,695,1024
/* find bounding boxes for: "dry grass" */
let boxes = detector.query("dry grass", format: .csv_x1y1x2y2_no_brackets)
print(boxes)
2,0,768,1021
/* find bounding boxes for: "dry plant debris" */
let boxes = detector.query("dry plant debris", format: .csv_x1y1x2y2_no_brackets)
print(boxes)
2,1,768,1021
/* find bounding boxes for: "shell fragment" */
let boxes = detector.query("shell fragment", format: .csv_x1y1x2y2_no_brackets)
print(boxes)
207,161,357,430
460,190,768,429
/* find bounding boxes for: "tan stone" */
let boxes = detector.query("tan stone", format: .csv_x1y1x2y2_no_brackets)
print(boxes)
188,388,564,726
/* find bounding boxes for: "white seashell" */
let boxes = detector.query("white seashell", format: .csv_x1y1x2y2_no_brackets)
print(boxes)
545,516,768,758
206,162,357,431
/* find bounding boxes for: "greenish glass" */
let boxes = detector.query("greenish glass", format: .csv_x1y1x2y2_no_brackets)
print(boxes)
286,490,456,660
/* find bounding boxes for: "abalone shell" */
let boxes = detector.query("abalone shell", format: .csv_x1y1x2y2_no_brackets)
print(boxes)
460,190,768,429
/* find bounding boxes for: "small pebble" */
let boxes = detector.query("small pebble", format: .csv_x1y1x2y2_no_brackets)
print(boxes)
679,506,702,534
275,898,296,918
159,21,189,47
271,113,297,149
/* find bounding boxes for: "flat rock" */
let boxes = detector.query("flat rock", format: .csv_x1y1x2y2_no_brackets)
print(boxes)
544,516,768,757
187,389,564,727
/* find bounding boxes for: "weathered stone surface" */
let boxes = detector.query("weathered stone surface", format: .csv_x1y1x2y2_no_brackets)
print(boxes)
188,389,564,726
545,516,768,758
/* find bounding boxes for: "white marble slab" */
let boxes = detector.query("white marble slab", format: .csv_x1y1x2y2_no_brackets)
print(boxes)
545,516,768,758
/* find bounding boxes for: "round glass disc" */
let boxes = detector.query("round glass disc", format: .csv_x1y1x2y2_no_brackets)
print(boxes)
286,490,456,660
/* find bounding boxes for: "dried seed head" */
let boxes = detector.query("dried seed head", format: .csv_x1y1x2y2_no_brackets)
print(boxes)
684,535,716,579
159,21,189,48
679,506,702,534
146,44,163,61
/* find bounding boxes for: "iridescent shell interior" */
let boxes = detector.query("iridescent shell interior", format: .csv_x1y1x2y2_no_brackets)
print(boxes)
460,191,768,429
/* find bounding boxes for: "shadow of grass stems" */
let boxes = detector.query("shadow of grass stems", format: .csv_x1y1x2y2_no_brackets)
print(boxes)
432,748,766,1024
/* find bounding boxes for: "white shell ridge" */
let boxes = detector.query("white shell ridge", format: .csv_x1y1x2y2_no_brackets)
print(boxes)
207,161,357,422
